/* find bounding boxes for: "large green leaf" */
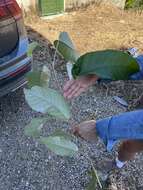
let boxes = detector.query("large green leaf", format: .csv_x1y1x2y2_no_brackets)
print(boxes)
27,42,38,57
26,66,50,88
54,40,80,63
72,50,139,80
40,136,78,156
59,32,75,49
24,86,70,120
51,129,73,140
24,117,47,138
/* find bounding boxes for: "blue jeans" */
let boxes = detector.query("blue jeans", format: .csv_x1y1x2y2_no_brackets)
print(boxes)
96,109,143,151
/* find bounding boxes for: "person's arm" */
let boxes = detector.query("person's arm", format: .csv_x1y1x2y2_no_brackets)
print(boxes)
96,110,143,151
63,51,143,99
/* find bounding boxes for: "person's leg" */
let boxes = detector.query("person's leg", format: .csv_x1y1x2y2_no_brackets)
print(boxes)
118,140,143,162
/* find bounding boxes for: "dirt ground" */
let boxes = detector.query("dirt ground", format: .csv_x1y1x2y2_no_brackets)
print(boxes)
26,3,143,54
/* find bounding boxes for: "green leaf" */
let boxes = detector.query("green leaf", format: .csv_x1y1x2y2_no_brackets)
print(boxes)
26,66,50,88
24,117,47,138
51,129,73,140
24,86,71,120
87,167,102,190
72,50,139,80
86,170,98,190
26,71,41,88
27,42,38,57
54,40,80,63
59,32,75,49
40,136,78,156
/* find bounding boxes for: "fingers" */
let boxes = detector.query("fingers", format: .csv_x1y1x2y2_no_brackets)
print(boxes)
73,87,86,98
63,80,75,92
64,80,81,99
67,84,81,99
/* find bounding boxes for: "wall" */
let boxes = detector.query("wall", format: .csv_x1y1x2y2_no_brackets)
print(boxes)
16,0,126,13
105,0,126,9
65,0,126,9
65,0,102,9
16,0,36,11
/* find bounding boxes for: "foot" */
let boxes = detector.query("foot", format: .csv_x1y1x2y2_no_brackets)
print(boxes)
72,120,98,142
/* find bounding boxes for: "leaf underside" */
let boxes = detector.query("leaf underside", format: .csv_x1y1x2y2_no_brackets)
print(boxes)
24,86,70,120
54,40,80,63
40,136,78,157
59,32,75,49
24,117,47,138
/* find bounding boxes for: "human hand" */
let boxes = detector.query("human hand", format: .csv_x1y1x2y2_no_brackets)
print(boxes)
63,75,98,99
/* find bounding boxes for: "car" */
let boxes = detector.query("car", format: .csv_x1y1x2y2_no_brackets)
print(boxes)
0,0,31,97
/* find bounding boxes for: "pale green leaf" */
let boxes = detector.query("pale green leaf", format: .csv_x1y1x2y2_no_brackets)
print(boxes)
26,71,41,88
51,129,73,140
27,42,38,57
24,86,70,120
40,136,78,156
59,32,75,49
87,167,102,190
86,170,98,190
26,66,50,88
72,50,139,80
24,117,47,138
54,40,80,63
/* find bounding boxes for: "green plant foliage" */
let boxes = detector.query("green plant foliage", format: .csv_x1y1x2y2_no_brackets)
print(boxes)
86,170,98,190
27,42,39,57
51,129,73,140
54,40,80,63
40,136,78,157
59,32,75,49
24,117,47,138
24,86,71,120
26,66,50,88
125,0,143,9
26,71,41,88
86,168,102,190
72,50,139,80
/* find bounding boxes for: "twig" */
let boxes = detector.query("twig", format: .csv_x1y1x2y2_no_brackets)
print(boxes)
83,143,103,189
88,156,103,189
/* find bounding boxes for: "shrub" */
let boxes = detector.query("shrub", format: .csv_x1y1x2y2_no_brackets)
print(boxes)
125,0,143,9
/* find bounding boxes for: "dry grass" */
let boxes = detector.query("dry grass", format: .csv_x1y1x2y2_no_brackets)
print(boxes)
25,3,143,54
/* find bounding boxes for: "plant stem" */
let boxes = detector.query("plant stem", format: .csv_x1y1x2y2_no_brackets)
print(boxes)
83,143,103,189
51,40,63,92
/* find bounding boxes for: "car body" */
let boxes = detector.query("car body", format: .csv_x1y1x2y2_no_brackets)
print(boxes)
0,0,31,97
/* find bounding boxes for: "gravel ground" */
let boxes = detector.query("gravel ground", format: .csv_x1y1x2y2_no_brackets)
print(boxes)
0,31,143,190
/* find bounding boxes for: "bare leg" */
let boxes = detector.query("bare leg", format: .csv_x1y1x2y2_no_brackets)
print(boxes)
118,140,143,162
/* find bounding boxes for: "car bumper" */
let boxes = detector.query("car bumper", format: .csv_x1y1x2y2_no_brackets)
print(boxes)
0,75,27,97
0,37,32,97
0,58,31,97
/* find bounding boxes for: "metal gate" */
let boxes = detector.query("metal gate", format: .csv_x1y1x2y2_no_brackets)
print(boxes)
39,0,64,16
